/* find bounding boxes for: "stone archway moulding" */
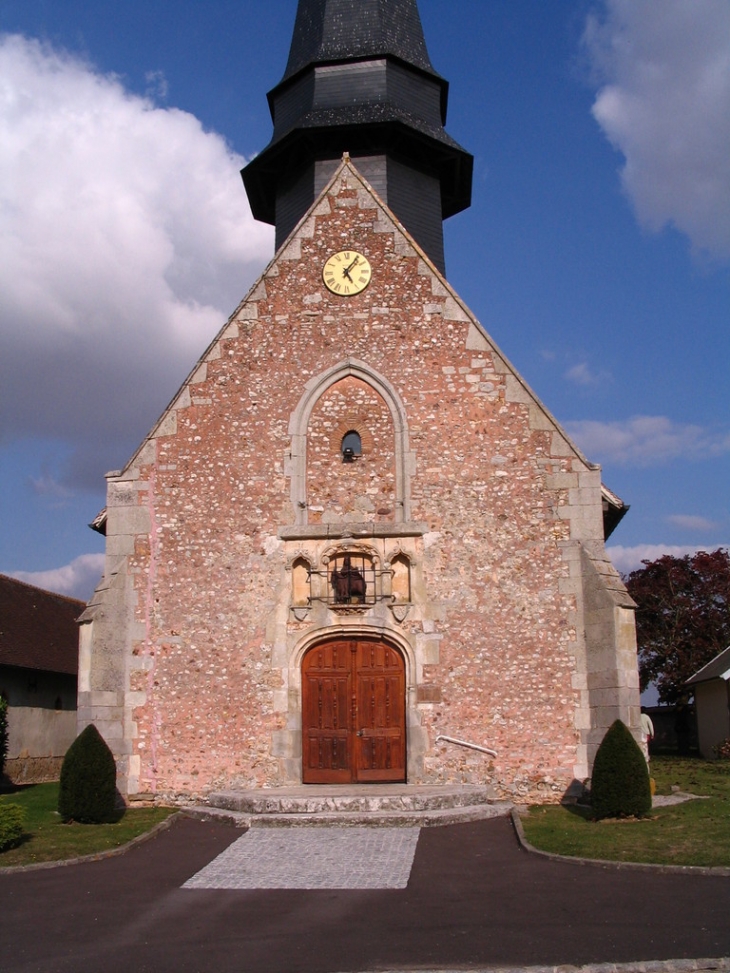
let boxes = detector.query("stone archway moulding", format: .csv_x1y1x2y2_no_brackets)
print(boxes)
287,358,414,525
290,622,416,690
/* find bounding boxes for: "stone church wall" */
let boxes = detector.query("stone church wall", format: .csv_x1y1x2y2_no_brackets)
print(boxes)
79,162,638,803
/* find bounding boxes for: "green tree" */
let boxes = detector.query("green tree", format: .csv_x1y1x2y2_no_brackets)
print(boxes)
591,719,652,820
625,548,730,704
58,723,118,823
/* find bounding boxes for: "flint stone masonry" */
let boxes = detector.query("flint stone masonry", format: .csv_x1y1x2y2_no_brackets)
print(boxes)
79,159,639,804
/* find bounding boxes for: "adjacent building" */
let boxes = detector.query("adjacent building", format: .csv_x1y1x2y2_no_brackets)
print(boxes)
0,574,82,782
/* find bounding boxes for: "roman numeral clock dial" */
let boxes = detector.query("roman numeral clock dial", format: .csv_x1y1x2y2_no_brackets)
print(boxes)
322,250,372,296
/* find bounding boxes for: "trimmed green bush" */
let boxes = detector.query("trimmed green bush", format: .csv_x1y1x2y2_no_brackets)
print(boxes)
591,719,652,820
0,803,25,852
0,696,8,776
58,724,118,824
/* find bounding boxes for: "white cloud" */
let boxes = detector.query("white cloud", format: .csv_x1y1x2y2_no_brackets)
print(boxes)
607,543,728,576
0,34,273,486
667,514,721,532
565,361,611,387
7,553,105,601
29,472,74,503
564,415,730,466
584,0,730,260
145,70,169,101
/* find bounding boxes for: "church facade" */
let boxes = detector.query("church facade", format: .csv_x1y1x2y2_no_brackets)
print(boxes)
78,0,640,804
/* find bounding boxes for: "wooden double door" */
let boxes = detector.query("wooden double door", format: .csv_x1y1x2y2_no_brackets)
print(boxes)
302,638,406,784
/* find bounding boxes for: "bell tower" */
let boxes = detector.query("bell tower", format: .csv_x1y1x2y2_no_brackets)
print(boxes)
242,0,473,274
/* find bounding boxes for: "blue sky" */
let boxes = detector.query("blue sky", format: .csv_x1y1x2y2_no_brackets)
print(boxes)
1,0,729,602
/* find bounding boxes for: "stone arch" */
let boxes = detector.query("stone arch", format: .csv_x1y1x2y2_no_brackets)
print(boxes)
334,419,374,456
279,624,425,783
287,359,413,525
321,539,384,570
290,623,416,689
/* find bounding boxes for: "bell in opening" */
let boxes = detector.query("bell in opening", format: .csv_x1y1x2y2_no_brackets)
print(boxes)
341,430,361,463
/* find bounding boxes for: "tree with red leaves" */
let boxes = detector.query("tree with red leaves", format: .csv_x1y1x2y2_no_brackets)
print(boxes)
625,548,730,704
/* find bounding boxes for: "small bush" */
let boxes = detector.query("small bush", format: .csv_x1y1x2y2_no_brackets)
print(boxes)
0,696,8,776
591,719,652,820
714,739,730,760
0,803,25,852
58,724,118,824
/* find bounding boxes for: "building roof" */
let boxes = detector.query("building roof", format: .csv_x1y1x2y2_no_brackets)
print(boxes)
686,645,730,686
601,483,630,540
0,573,84,676
282,0,440,84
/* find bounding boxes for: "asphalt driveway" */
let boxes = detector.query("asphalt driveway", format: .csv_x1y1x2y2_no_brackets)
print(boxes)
2,814,729,973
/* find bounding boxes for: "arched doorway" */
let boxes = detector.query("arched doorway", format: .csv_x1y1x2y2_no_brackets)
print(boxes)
302,637,406,784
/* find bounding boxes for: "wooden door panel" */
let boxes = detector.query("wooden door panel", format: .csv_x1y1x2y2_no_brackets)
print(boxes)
302,638,406,784
302,643,352,783
355,663,406,783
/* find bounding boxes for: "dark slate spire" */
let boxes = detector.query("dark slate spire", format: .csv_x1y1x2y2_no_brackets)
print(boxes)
242,0,472,274
282,0,439,83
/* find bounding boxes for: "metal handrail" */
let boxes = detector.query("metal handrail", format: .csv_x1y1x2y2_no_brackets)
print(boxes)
436,734,497,757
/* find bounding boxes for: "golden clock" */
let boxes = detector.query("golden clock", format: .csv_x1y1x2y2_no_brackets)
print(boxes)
322,250,372,296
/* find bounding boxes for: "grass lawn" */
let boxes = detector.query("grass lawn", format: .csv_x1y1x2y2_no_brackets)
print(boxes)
0,782,177,868
520,756,730,868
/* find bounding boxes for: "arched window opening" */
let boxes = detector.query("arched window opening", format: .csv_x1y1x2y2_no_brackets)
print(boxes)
390,554,412,603
341,430,362,463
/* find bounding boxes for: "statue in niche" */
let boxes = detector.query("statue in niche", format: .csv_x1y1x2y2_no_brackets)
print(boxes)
331,555,366,604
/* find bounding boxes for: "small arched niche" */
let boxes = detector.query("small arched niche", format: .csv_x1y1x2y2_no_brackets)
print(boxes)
390,553,411,603
291,557,311,607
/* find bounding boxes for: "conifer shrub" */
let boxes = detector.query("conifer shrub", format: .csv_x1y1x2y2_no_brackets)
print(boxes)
58,723,118,824
590,719,652,820
0,803,25,852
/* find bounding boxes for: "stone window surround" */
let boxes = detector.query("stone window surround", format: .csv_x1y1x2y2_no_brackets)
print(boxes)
286,357,415,526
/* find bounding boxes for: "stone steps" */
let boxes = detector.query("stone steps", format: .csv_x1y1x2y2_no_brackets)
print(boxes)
187,784,512,828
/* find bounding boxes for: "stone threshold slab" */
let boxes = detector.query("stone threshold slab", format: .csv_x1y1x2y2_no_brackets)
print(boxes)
207,783,501,815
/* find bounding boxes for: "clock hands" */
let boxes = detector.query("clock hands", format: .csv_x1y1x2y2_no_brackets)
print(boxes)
342,255,360,282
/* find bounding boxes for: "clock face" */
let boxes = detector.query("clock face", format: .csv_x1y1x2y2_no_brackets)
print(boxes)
322,250,372,296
